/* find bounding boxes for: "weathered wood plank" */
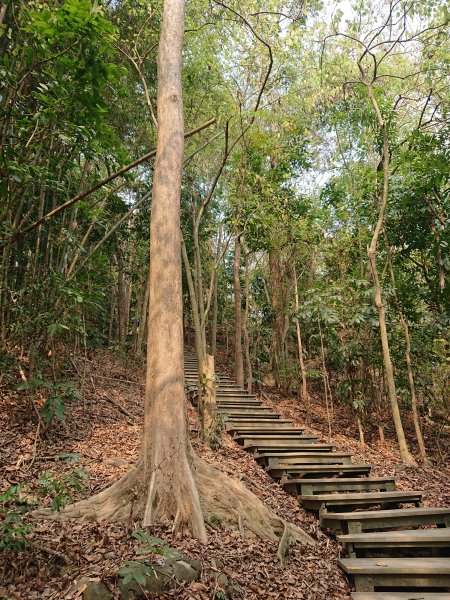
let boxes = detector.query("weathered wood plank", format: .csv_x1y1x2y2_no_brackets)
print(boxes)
339,528,450,556
341,557,450,592
225,419,294,430
340,557,450,574
235,434,315,445
285,477,397,495
321,507,450,534
242,436,319,450
300,490,424,511
251,447,336,468
279,463,370,474
268,457,360,478
351,593,450,599
229,427,304,435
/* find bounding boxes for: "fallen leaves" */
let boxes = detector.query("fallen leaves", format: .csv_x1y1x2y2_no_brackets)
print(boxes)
1,348,448,599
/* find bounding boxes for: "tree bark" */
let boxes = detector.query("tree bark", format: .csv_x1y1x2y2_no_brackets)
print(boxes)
366,82,415,466
139,0,206,539
268,251,290,390
243,253,252,394
32,0,315,548
234,233,244,386
318,313,332,442
293,266,308,406
135,267,150,355
210,225,222,357
116,242,127,346
386,244,427,464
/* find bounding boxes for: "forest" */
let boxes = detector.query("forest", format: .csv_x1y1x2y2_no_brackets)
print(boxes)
0,0,449,598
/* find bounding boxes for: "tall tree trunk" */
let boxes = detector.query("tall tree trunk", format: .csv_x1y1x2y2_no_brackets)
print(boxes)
234,233,244,386
318,313,332,443
386,245,427,464
243,253,252,394
182,238,218,442
139,0,206,538
116,242,127,346
366,83,415,466
136,267,150,355
210,224,222,357
34,0,315,548
268,251,290,390
293,265,308,406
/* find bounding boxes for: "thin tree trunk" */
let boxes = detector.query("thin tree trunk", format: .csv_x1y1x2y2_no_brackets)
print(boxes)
386,244,427,464
203,353,218,441
366,82,415,466
243,253,252,394
357,416,365,446
210,224,222,357
318,313,332,443
182,238,218,442
182,239,206,420
136,267,150,355
293,266,308,406
116,243,127,346
234,233,244,386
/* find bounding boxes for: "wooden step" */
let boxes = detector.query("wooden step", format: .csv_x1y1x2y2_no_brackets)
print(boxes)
339,557,450,592
218,398,262,405
267,455,355,478
221,412,281,419
339,528,450,556
255,451,350,468
218,387,250,391
242,436,319,450
235,433,313,445
280,463,372,478
352,593,450,599
226,419,293,430
229,426,303,435
300,490,424,511
270,452,349,463
217,403,263,410
218,392,257,398
235,429,306,438
321,507,450,534
218,406,273,414
283,477,397,496
265,451,351,467
217,397,260,404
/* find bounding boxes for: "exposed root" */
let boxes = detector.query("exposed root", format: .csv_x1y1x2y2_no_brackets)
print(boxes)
33,454,314,551
33,466,142,521
193,456,314,546
142,444,207,542
276,520,291,566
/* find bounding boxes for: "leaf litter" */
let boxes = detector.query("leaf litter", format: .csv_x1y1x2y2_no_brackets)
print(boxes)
0,348,448,599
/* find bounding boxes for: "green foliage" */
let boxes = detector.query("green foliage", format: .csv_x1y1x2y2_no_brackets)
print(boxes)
131,530,180,560
0,469,87,552
116,560,157,586
208,514,223,529
116,530,180,586
37,469,87,511
22,0,121,131
16,378,81,425
207,413,228,451
0,486,35,553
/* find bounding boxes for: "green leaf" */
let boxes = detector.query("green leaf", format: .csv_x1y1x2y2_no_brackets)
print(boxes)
134,570,147,586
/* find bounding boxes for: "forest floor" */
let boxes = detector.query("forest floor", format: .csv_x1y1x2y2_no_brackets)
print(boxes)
1,349,449,600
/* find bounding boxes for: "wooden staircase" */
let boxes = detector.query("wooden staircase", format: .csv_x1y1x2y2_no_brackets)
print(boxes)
184,355,450,598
